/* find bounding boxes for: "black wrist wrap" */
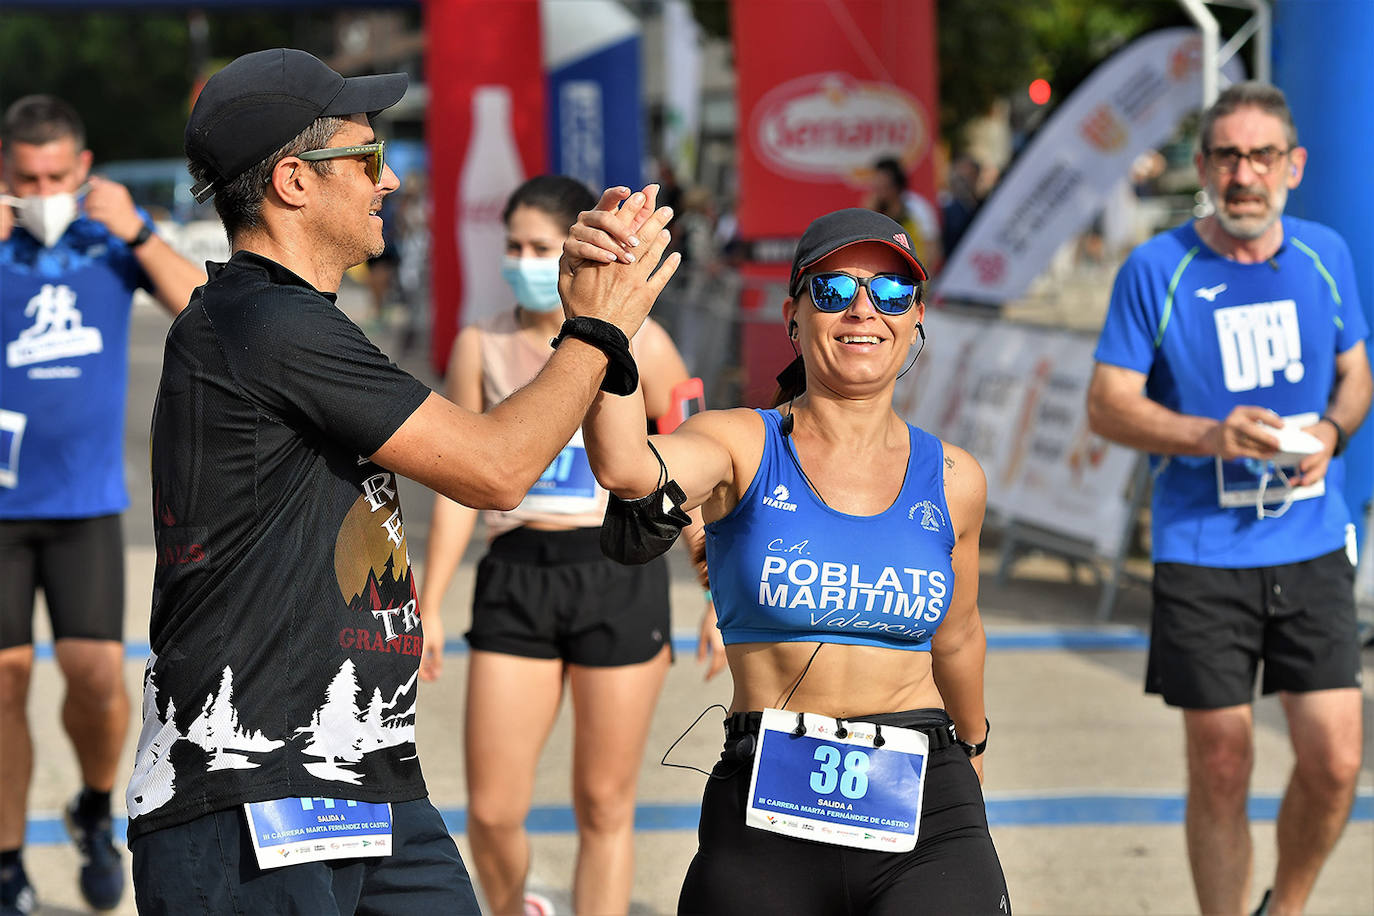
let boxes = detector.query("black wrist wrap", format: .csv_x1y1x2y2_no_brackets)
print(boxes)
1320,414,1349,457
551,316,639,396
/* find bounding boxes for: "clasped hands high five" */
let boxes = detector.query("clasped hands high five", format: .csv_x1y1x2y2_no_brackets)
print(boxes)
558,183,678,339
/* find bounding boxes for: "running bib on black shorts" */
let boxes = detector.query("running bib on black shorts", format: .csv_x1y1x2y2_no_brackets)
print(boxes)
746,708,927,852
244,798,392,869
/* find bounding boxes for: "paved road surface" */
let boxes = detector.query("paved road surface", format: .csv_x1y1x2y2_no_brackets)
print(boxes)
16,293,1372,915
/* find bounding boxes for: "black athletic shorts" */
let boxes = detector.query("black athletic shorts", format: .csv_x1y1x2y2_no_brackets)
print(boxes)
0,514,125,650
1147,546,1361,709
130,797,478,915
466,526,671,667
678,708,1010,916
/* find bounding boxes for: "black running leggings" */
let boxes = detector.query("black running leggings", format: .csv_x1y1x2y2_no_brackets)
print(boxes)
677,709,1010,916
0,514,125,649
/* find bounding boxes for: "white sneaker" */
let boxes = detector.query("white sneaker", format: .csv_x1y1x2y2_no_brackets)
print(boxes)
524,891,556,916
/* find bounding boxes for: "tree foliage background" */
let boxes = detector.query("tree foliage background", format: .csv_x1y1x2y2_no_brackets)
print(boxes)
937,0,1181,147
689,0,1251,152
2,1,1251,163
0,10,363,161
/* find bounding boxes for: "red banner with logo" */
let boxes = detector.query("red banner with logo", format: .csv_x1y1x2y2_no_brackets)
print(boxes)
730,0,939,404
425,0,547,376
732,0,939,239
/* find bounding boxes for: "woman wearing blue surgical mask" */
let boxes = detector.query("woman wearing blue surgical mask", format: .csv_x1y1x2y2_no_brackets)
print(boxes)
418,175,715,916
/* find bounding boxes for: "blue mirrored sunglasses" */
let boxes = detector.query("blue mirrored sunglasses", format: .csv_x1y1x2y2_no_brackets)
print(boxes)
807,271,920,315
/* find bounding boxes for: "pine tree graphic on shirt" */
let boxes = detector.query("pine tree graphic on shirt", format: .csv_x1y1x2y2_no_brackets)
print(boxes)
128,469,423,819
127,659,182,817
299,659,418,783
186,666,285,770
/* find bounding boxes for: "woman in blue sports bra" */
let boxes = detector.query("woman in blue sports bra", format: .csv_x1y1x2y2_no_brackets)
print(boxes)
566,196,1009,914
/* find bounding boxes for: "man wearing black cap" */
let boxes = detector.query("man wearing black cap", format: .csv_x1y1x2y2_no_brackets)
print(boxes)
126,49,679,912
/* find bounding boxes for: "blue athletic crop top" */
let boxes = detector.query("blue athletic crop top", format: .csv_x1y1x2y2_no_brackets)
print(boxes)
706,409,956,651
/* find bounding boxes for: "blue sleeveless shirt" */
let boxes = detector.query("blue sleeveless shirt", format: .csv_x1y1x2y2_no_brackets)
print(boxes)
706,409,956,651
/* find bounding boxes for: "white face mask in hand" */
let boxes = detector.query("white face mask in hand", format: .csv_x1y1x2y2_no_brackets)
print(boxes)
1255,462,1296,519
3,191,80,248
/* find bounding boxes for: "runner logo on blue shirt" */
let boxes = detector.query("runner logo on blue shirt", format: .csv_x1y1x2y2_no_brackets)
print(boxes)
7,283,104,370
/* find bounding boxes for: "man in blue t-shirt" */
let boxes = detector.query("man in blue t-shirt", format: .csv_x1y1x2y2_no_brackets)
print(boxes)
1088,82,1371,916
0,95,204,915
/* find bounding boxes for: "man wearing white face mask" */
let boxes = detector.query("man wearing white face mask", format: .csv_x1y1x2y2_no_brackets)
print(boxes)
1087,83,1371,916
0,94,204,916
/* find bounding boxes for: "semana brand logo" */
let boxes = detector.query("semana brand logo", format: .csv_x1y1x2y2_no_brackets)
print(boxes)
763,484,797,512
752,72,929,183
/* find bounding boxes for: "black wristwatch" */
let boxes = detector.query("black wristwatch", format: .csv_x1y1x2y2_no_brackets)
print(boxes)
1319,415,1349,457
126,222,154,249
954,719,989,758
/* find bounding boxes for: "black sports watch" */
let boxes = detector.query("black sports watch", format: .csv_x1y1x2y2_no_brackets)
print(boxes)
1319,415,1349,457
126,222,154,249
954,718,989,758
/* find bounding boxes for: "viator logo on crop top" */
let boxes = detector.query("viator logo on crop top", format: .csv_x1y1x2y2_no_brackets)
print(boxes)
763,484,797,512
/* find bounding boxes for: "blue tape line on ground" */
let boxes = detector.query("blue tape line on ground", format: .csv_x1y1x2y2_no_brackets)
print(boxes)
33,626,1152,663
25,792,1372,845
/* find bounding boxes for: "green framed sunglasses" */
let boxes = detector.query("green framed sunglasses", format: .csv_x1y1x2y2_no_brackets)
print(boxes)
297,140,386,185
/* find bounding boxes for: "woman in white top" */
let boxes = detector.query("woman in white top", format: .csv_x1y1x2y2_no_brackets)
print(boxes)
418,176,717,916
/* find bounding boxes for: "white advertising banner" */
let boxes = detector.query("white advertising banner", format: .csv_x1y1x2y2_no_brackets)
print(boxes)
894,313,1137,556
934,27,1244,305
1358,507,1374,615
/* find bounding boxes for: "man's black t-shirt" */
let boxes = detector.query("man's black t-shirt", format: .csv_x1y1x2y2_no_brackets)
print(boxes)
128,251,432,840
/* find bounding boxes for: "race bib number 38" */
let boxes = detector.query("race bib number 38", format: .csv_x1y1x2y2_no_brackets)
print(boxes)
745,708,928,852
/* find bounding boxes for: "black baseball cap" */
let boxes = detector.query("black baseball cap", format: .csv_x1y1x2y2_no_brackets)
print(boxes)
788,208,929,296
186,48,407,203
